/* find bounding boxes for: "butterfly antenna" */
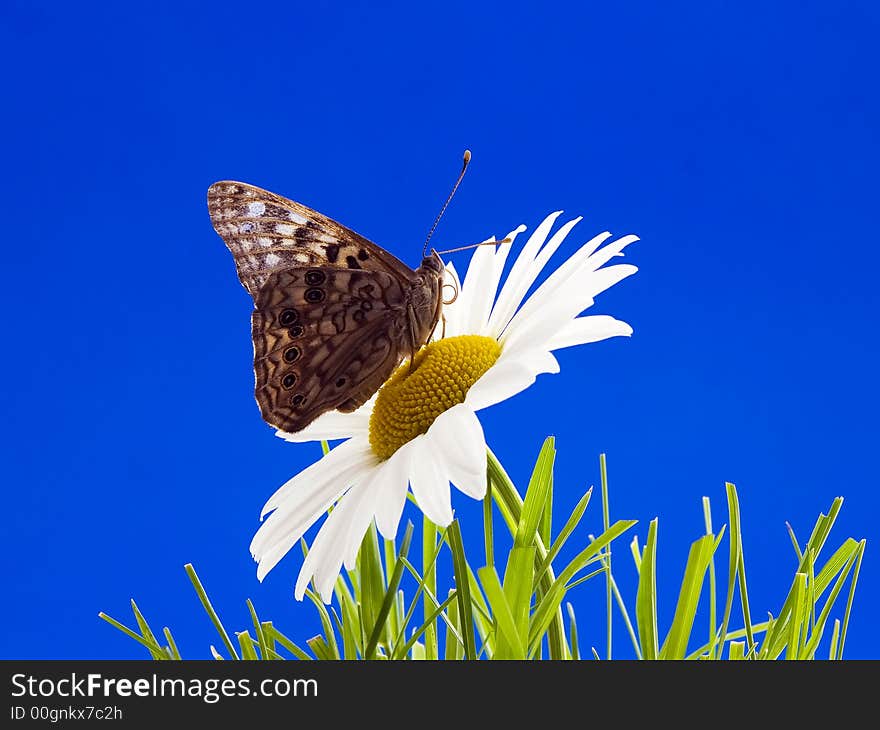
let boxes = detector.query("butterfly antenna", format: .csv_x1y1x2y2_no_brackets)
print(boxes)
422,149,471,257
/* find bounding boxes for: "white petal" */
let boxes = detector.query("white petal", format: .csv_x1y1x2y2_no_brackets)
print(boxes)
341,469,386,572
294,479,375,601
408,439,454,526
458,237,498,335
489,215,580,337
582,234,640,273
510,234,639,333
548,315,633,350
373,445,414,540
251,441,377,580
425,404,487,499
482,224,528,333
275,400,374,443
501,231,612,340
465,356,539,412
503,262,638,355
257,437,375,519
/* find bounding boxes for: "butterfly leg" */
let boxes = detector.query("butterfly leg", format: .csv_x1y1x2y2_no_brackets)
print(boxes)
406,303,420,374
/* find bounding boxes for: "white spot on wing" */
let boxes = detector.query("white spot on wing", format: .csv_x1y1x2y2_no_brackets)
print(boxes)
240,222,255,233
247,202,266,216
318,233,337,244
257,237,273,247
289,212,308,224
275,224,295,235
265,253,281,266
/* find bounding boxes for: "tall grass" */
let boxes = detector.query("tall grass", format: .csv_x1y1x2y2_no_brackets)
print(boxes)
101,439,865,660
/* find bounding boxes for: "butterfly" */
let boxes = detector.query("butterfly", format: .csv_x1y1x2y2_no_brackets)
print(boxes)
207,181,448,434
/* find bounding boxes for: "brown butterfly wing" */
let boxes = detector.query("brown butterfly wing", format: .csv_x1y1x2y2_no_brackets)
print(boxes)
208,181,417,297
252,266,410,433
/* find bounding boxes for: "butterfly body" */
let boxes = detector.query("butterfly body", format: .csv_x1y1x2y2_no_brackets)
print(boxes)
208,181,445,433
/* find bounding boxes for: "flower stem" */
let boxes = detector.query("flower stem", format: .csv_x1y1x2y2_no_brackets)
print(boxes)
486,447,568,659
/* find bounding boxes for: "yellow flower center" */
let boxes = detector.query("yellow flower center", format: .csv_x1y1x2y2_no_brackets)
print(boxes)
369,335,502,460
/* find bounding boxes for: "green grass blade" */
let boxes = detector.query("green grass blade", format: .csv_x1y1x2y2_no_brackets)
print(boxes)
566,603,580,660
717,484,739,654
516,437,555,548
703,497,718,659
466,564,495,657
304,589,341,659
686,620,772,659
659,534,716,659
98,612,165,656
130,600,166,660
340,593,360,659
263,624,313,661
447,520,477,659
382,537,402,642
162,627,181,660
535,487,593,585
389,532,447,659
246,600,269,660
801,549,860,659
529,519,637,650
630,534,642,571
397,592,459,660
503,546,536,651
814,538,860,596
483,481,495,570
237,631,258,660
184,563,239,660
422,516,439,661
786,573,807,659
600,453,612,660
590,551,641,659
487,446,568,659
763,537,860,660
540,465,553,549
829,619,841,660
729,641,746,660
786,521,803,562
358,523,387,650
306,635,335,660
365,521,414,659
478,566,526,659
803,497,844,559
837,539,866,659
636,518,659,660
445,589,462,660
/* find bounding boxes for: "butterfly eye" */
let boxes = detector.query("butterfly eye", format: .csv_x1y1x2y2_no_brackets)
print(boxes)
360,301,373,312
305,270,326,286
335,377,347,388
305,288,325,303
288,324,304,338
281,373,297,389
283,346,301,363
290,394,306,407
279,309,299,326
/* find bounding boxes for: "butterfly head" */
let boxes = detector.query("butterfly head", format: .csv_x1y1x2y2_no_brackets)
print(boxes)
420,250,445,274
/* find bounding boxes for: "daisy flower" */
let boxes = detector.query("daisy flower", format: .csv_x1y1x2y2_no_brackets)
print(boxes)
249,211,639,601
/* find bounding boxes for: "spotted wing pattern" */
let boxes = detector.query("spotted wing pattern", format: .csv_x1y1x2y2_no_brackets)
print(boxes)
208,180,446,433
207,181,415,297
251,266,410,432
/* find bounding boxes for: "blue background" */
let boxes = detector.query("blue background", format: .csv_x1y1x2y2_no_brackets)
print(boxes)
2,1,877,659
